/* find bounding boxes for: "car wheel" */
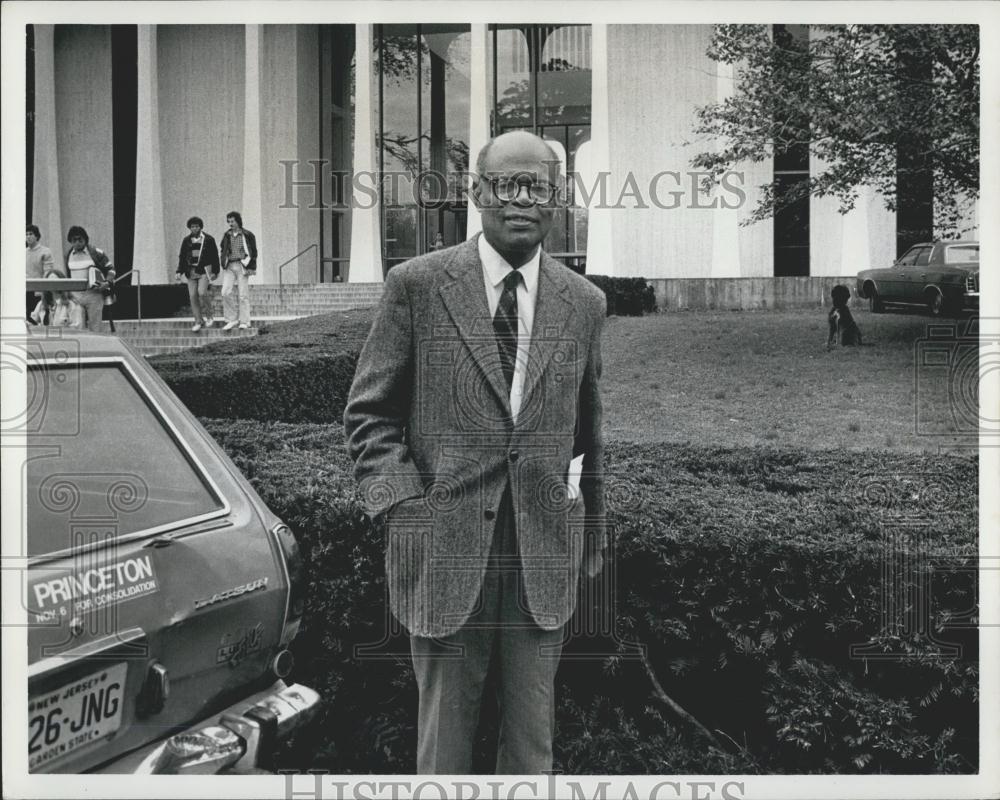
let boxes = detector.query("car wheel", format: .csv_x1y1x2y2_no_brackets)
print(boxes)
926,288,945,317
868,285,884,313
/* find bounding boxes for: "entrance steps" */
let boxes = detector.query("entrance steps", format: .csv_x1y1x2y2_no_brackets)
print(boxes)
114,318,269,357
116,283,384,356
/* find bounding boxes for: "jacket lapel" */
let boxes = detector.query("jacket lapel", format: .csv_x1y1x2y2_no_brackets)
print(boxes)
519,253,574,410
438,239,513,415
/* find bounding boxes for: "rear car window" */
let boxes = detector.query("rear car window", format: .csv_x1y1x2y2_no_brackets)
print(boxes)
944,245,979,264
26,362,224,558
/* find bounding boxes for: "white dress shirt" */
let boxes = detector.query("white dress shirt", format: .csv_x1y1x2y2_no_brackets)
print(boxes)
478,235,540,422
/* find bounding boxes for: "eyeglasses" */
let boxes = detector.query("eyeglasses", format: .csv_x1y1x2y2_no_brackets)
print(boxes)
484,177,560,205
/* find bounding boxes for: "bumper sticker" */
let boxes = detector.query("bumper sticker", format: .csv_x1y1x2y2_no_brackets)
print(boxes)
29,555,159,623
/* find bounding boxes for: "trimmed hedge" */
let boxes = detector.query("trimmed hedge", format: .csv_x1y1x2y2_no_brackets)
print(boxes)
585,276,657,316
150,310,373,423
154,352,358,422
203,418,978,774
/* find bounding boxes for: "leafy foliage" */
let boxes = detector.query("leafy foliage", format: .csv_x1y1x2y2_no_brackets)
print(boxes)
765,659,967,772
204,420,978,773
149,310,373,423
692,25,979,235
586,276,657,316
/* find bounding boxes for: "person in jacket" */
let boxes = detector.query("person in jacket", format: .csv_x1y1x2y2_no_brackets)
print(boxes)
64,226,114,332
26,224,57,324
344,131,606,774
219,211,257,330
176,216,221,332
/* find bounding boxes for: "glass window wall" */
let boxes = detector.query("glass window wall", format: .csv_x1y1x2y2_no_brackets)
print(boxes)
378,25,471,271
492,24,591,271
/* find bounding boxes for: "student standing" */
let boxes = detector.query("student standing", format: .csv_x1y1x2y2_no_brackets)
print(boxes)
64,226,114,332
26,224,56,324
176,216,221,332
219,211,257,330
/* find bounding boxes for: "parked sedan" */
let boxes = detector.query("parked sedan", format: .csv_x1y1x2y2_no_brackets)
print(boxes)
24,329,317,774
856,240,979,316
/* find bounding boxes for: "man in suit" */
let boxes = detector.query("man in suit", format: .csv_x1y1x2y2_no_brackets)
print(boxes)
344,130,606,774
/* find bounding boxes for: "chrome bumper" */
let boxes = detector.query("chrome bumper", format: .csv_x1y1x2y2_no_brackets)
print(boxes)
95,681,319,774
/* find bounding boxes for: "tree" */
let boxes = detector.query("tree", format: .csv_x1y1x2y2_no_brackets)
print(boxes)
691,25,979,237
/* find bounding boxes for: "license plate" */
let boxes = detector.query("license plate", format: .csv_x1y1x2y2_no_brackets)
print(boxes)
29,663,128,771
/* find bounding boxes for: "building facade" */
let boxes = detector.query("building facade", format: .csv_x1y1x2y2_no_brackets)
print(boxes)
28,23,969,286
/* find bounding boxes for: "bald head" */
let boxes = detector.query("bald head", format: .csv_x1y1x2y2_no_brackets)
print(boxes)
472,131,560,268
475,131,562,183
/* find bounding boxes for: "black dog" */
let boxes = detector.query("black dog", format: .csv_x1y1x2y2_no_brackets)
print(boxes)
827,284,863,349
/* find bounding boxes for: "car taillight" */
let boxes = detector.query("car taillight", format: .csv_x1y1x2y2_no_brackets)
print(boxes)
271,522,304,645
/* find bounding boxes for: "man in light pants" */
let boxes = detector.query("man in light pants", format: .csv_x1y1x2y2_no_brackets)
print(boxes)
219,211,258,330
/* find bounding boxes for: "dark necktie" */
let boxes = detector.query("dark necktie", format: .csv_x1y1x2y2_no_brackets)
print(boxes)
493,270,522,393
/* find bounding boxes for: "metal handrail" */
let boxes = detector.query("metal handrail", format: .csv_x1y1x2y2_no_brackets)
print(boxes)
112,268,142,323
277,244,319,303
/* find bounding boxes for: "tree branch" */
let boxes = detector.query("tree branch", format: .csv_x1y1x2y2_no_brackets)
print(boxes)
640,648,732,755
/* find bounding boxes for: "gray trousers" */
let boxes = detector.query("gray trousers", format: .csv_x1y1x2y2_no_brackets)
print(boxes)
221,261,250,324
69,290,105,332
409,484,565,775
186,274,211,325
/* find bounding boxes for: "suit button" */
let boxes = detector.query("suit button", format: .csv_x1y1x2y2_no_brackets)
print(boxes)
484,509,495,521
508,451,519,462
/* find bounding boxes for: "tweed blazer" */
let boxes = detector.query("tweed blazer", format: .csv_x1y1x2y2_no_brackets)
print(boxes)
344,235,607,638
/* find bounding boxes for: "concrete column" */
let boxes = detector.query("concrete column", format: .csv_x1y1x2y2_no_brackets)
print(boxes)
465,24,491,240
348,24,383,282
710,60,741,278
133,25,169,283
840,184,872,275
31,25,63,272
243,25,267,281
585,24,616,276
261,25,305,284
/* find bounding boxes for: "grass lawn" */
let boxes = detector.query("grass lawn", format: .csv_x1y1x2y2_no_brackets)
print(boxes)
158,302,978,454
601,307,978,453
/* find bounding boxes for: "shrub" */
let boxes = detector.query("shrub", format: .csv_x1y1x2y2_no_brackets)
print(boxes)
155,352,359,422
203,419,978,774
585,276,657,316
150,310,372,423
